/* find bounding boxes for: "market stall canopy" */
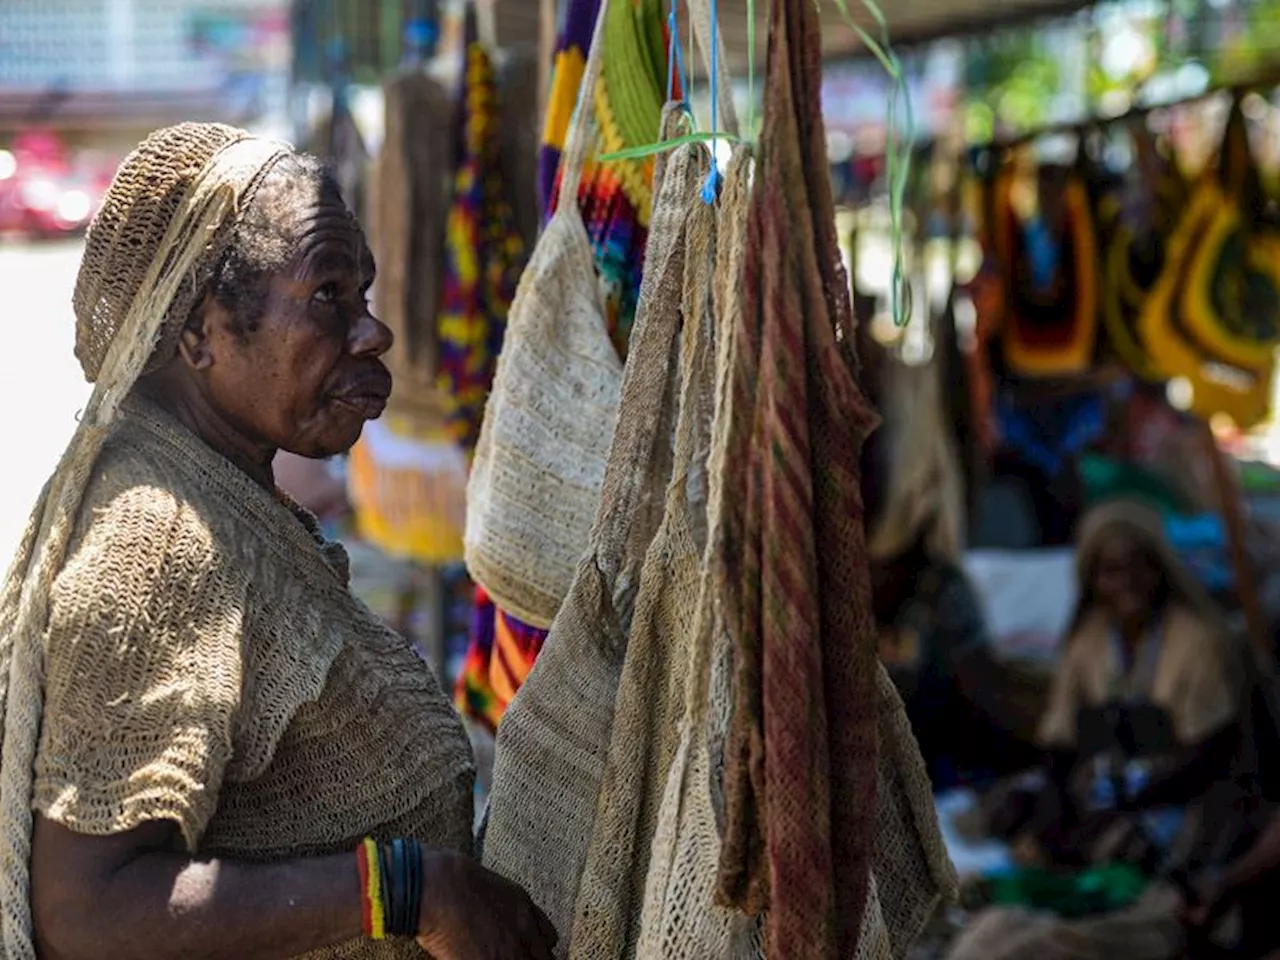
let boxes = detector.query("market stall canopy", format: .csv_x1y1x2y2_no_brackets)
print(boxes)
495,0,1095,64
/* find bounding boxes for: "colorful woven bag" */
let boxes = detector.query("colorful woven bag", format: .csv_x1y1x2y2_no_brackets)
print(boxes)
464,2,623,630
993,153,1100,379
1138,99,1280,427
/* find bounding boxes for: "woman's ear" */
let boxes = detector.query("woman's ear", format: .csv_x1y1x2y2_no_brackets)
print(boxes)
178,296,217,371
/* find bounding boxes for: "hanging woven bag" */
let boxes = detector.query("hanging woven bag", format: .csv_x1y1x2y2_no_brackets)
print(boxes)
633,143,763,960
464,0,622,629
481,98,706,953
568,138,719,960
712,2,957,957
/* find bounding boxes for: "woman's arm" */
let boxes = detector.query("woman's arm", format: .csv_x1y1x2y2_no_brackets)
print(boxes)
1126,723,1239,810
32,816,555,960
1183,813,1280,930
33,817,361,960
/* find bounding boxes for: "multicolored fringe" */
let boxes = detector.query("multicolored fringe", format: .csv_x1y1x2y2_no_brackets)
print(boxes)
535,0,671,356
454,587,548,735
436,41,525,457
456,0,673,733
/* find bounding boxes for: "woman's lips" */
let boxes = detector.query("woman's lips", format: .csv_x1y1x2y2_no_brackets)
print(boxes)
331,392,388,418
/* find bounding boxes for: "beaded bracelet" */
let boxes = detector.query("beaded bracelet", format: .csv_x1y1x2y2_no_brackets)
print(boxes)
357,838,387,940
358,838,423,940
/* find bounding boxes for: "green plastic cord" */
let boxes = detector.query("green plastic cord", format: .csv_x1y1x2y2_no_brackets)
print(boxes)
596,0,909,329
599,129,745,162
829,0,914,326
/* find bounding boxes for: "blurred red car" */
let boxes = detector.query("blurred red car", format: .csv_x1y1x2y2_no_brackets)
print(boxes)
0,128,103,239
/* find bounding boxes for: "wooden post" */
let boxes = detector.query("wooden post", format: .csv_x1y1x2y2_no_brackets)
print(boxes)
1201,421,1268,656
538,0,557,121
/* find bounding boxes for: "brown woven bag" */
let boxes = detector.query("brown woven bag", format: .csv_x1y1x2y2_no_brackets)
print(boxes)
464,0,620,629
481,108,706,953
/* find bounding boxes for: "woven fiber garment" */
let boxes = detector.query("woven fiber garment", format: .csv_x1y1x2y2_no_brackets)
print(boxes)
34,400,476,960
715,0,952,956
569,137,715,960
464,0,623,631
0,126,294,958
481,104,704,955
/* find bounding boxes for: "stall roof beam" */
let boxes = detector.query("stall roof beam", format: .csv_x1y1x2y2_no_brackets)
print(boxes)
494,0,1097,68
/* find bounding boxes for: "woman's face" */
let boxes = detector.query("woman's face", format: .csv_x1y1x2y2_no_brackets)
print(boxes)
1091,531,1165,628
192,182,393,459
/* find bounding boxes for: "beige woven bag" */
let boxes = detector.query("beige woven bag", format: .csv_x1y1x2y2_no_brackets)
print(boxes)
568,145,717,960
464,0,620,629
632,143,762,960
481,110,706,953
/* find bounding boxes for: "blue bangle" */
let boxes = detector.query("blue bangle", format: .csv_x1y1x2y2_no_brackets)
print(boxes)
390,839,408,937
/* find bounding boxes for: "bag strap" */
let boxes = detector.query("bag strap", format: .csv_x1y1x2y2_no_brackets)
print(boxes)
552,0,610,223
683,144,752,724
686,0,740,138
668,171,718,523
592,109,709,585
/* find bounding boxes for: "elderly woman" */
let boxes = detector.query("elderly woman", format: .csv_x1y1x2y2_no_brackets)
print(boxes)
1031,498,1247,872
0,124,555,959
947,499,1255,960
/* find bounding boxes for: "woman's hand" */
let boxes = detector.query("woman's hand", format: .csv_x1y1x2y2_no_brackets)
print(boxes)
416,848,557,960
1178,868,1229,931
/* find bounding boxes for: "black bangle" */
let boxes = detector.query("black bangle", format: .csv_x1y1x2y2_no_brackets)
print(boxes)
394,838,420,938
407,842,422,938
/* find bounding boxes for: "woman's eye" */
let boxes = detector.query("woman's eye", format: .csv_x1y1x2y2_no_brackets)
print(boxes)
313,283,340,305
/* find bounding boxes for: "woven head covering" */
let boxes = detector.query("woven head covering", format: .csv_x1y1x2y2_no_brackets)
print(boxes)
0,123,291,957
1074,497,1217,622
73,122,287,382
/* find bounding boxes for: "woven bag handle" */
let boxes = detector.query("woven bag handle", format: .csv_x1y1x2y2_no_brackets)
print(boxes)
686,0,740,139
668,182,717,500
592,111,708,584
682,143,751,724
552,0,610,223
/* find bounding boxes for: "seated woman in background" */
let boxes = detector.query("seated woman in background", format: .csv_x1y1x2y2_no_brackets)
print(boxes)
1029,498,1247,872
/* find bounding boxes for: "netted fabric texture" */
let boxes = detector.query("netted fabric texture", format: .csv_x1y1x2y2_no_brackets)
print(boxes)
72,122,255,383
714,0,930,956
865,665,959,958
464,0,622,630
34,399,476,960
634,144,763,960
569,139,712,960
481,112,703,955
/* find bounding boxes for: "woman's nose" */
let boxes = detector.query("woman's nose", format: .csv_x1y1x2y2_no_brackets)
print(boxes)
350,309,394,358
